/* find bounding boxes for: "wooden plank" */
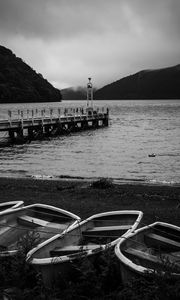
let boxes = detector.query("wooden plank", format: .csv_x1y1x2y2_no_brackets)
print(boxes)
83,225,131,237
145,233,180,251
18,216,69,230
50,244,102,256
86,225,131,232
124,248,159,263
46,222,68,230
18,215,49,228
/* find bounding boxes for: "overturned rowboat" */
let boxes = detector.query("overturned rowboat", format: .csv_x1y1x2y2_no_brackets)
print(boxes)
0,203,80,257
115,222,180,284
26,210,143,286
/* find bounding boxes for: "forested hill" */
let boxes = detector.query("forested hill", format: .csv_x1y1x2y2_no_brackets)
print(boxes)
0,45,62,103
95,65,180,100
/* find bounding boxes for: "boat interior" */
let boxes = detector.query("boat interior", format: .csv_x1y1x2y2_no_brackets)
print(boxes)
0,206,76,253
0,204,12,212
34,214,137,259
122,224,180,272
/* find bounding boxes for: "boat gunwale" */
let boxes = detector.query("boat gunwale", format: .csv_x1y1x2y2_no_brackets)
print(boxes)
0,201,24,214
0,203,81,221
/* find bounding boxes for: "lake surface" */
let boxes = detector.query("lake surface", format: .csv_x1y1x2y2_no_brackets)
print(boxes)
0,99,179,185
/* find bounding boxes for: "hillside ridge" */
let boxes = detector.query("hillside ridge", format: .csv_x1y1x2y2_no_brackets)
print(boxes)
0,45,62,103
95,64,180,100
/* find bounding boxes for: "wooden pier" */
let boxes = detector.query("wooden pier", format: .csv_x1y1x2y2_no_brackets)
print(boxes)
0,106,109,144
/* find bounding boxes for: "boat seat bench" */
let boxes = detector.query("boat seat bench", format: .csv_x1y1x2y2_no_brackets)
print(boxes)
124,248,160,264
145,233,180,251
50,244,103,256
17,215,68,230
83,225,132,236
18,216,50,227
124,247,180,267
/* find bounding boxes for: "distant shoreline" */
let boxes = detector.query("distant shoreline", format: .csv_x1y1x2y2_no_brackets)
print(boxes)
0,174,179,187
0,98,179,104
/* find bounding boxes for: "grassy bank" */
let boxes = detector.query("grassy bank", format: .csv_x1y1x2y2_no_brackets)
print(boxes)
0,177,180,226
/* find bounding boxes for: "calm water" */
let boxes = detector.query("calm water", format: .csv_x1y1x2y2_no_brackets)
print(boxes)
0,100,179,185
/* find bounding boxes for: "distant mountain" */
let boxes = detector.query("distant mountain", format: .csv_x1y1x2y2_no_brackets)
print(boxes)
61,86,87,100
95,65,180,100
61,86,97,100
0,45,62,103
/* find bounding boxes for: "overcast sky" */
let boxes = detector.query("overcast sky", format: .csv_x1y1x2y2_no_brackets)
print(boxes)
0,0,180,89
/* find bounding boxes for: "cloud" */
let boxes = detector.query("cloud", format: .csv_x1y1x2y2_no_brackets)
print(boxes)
1,0,179,40
0,0,124,39
0,0,180,88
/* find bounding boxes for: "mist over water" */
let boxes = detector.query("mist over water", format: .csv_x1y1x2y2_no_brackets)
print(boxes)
0,100,179,185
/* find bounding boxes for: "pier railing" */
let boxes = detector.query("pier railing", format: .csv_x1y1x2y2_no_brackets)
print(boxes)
5,106,107,122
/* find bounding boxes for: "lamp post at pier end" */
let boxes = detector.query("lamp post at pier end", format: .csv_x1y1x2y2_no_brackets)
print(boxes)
87,77,93,108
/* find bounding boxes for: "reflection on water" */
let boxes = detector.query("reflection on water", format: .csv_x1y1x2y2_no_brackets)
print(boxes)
0,100,179,185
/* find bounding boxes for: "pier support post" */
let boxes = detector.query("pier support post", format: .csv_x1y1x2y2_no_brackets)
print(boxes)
81,120,89,130
16,126,24,142
8,130,15,142
44,125,50,136
34,125,44,139
28,127,34,140
103,108,109,126
93,119,99,128
54,121,63,135
69,122,79,132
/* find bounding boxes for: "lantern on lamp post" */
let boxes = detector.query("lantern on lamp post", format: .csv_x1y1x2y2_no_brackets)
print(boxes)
87,77,93,108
